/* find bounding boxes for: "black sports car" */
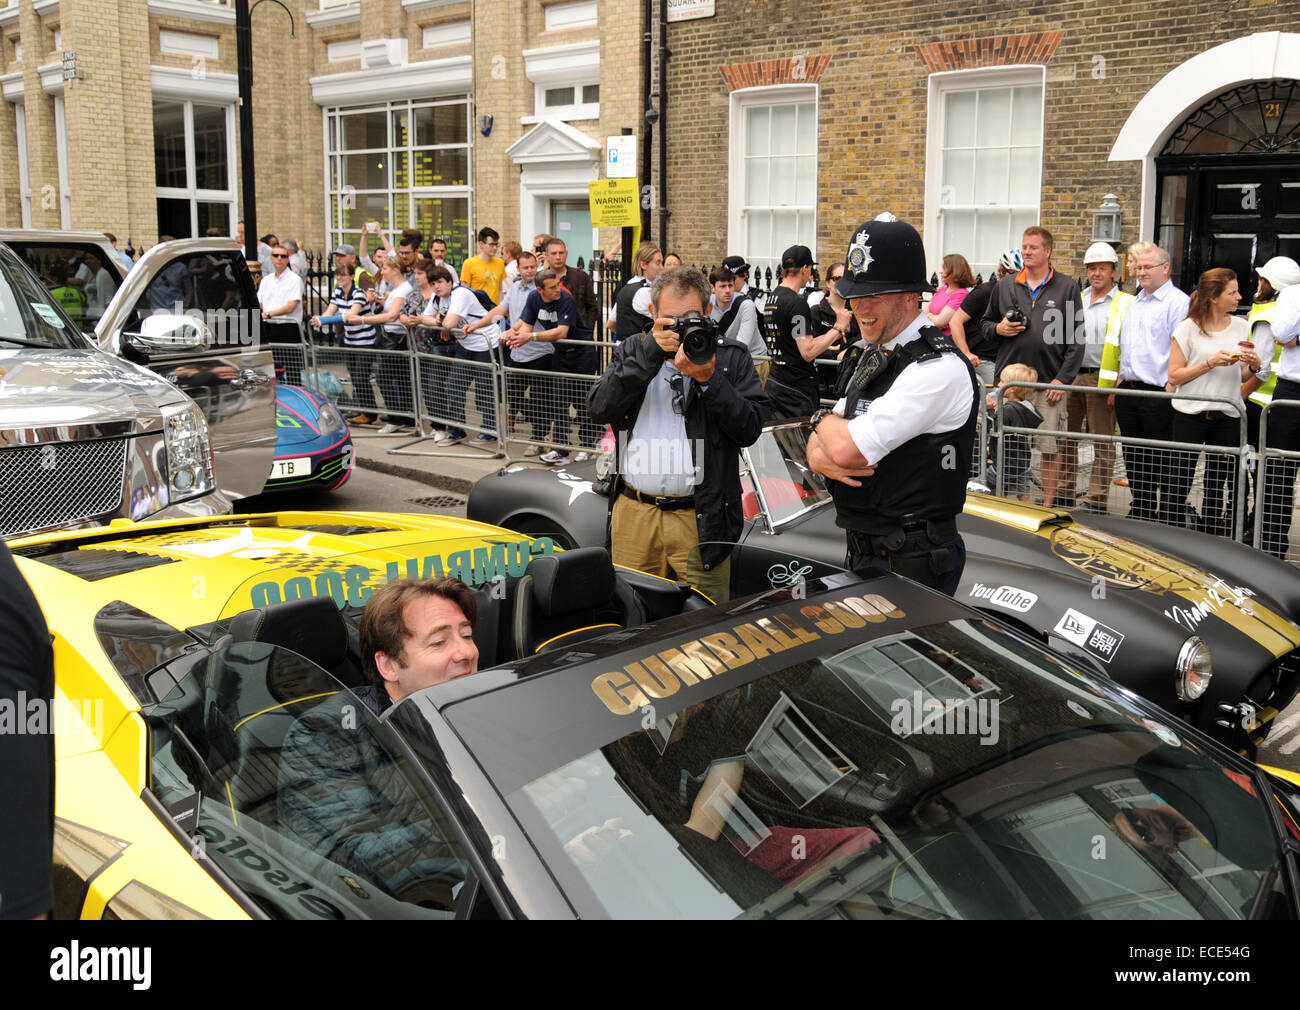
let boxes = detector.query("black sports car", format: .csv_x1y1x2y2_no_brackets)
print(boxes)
468,420,1300,757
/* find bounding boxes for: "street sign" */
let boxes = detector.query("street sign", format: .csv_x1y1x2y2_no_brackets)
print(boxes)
588,178,641,228
667,0,715,22
606,135,637,179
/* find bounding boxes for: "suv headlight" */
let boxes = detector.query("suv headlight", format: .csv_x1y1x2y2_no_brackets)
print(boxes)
161,401,214,500
1175,636,1212,701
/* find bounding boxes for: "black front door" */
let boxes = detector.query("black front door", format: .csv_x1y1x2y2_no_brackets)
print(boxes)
1185,163,1300,301
1154,80,1300,300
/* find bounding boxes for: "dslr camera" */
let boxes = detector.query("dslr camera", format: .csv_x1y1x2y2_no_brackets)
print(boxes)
1004,306,1027,325
666,311,718,364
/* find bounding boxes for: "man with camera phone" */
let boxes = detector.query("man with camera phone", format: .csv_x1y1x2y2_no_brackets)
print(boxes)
588,267,769,601
978,226,1085,507
806,215,979,595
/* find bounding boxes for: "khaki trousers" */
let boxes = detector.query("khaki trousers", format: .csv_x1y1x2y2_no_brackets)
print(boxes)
1063,369,1117,502
611,494,730,602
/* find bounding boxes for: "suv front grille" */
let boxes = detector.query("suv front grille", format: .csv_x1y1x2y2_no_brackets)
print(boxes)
1,438,129,538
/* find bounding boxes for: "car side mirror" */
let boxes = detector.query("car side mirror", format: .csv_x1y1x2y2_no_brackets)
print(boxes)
122,313,214,356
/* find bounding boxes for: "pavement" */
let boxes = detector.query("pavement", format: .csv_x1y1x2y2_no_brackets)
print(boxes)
349,428,542,495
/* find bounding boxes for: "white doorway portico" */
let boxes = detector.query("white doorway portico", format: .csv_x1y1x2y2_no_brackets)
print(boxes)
507,119,601,261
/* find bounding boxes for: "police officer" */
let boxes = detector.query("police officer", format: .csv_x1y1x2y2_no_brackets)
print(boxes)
806,214,979,595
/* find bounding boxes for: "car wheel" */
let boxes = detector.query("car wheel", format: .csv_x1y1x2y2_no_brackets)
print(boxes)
509,517,577,551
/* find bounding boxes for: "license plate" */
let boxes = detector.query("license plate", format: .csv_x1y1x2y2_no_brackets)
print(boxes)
271,456,312,479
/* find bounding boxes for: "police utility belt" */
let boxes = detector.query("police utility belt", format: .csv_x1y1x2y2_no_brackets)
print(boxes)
846,517,958,558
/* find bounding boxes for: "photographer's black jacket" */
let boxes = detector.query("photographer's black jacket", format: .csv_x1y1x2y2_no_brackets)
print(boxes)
587,332,770,568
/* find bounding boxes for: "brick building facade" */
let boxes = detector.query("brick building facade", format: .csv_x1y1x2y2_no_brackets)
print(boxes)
2,2,1297,293
655,5,1300,295
0,0,642,266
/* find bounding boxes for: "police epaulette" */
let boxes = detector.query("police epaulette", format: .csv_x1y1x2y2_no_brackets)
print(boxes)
917,324,957,356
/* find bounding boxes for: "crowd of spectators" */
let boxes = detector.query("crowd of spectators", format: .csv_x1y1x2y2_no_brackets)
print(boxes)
239,216,1300,558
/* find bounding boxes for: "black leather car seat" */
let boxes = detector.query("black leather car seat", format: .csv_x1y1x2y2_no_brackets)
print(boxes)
512,547,646,658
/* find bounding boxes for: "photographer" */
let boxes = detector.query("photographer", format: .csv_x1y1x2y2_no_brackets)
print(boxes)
588,267,769,600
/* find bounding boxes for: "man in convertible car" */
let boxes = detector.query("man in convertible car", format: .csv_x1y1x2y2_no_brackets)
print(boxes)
276,579,479,904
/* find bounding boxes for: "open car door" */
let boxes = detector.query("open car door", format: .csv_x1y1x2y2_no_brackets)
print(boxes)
95,238,275,499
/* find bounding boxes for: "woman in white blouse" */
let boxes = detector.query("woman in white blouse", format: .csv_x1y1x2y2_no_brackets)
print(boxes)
1167,268,1262,535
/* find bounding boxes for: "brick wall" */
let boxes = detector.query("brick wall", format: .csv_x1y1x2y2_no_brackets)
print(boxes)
661,3,1300,275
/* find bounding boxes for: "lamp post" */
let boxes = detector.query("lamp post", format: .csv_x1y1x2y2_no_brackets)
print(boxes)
235,0,256,267
234,0,294,270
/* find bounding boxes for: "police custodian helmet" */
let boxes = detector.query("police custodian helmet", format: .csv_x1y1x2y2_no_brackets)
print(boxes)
835,213,935,299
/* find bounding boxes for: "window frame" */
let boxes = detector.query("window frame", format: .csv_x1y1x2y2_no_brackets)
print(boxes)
14,100,30,227
521,40,600,125
152,97,237,238
322,96,474,265
924,65,1046,281
727,84,819,280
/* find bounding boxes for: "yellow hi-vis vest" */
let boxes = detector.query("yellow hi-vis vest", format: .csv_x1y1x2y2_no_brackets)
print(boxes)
1096,290,1135,388
1247,301,1280,407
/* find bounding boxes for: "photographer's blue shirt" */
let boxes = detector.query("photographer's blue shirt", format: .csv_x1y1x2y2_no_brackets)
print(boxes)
622,358,694,497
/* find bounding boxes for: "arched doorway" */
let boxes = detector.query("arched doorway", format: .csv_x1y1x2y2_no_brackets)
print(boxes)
1155,80,1300,299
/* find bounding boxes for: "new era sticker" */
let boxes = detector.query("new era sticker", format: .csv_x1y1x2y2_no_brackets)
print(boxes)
1053,608,1125,663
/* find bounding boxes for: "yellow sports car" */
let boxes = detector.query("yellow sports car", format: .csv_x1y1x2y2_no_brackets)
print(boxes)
13,513,1300,919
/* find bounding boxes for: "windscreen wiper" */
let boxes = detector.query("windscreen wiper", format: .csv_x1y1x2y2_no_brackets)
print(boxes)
0,334,58,349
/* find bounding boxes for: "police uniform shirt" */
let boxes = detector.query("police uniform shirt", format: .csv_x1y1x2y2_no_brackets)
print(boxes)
1258,283,1300,383
833,312,976,465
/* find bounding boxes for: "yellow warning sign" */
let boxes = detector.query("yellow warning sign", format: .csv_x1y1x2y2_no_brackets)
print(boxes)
588,178,641,228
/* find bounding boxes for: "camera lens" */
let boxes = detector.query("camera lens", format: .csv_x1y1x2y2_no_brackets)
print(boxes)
674,312,718,365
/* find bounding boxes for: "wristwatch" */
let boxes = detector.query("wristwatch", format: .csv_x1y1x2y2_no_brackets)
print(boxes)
809,408,834,434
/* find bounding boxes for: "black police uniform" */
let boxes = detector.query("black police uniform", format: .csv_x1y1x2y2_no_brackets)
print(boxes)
820,214,979,596
827,328,978,594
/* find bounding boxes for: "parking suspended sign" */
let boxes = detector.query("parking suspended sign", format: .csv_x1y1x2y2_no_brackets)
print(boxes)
606,135,637,179
588,178,641,228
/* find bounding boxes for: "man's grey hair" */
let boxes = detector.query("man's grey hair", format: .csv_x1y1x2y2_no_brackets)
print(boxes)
650,266,709,314
283,238,300,254
535,267,559,286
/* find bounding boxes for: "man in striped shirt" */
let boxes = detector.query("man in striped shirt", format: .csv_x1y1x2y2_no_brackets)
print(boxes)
311,263,380,422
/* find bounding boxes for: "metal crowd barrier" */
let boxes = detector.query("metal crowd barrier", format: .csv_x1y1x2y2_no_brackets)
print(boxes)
498,336,604,462
994,381,1250,541
1254,399,1300,561
283,325,611,462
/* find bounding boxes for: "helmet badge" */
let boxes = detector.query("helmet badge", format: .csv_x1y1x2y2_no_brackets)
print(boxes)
848,230,873,274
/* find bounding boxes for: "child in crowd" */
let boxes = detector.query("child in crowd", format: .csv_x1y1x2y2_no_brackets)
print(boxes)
985,363,1043,502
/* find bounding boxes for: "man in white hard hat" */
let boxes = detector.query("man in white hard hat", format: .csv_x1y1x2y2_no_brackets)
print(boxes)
1244,255,1300,555
1062,242,1132,512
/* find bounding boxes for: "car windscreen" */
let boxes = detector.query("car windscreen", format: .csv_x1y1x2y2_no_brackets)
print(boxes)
6,240,125,327
447,606,1290,920
742,421,830,528
142,640,469,919
0,243,89,349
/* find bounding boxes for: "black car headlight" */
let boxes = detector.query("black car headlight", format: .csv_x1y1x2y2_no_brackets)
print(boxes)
1175,636,1212,701
162,401,214,499
317,400,346,437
